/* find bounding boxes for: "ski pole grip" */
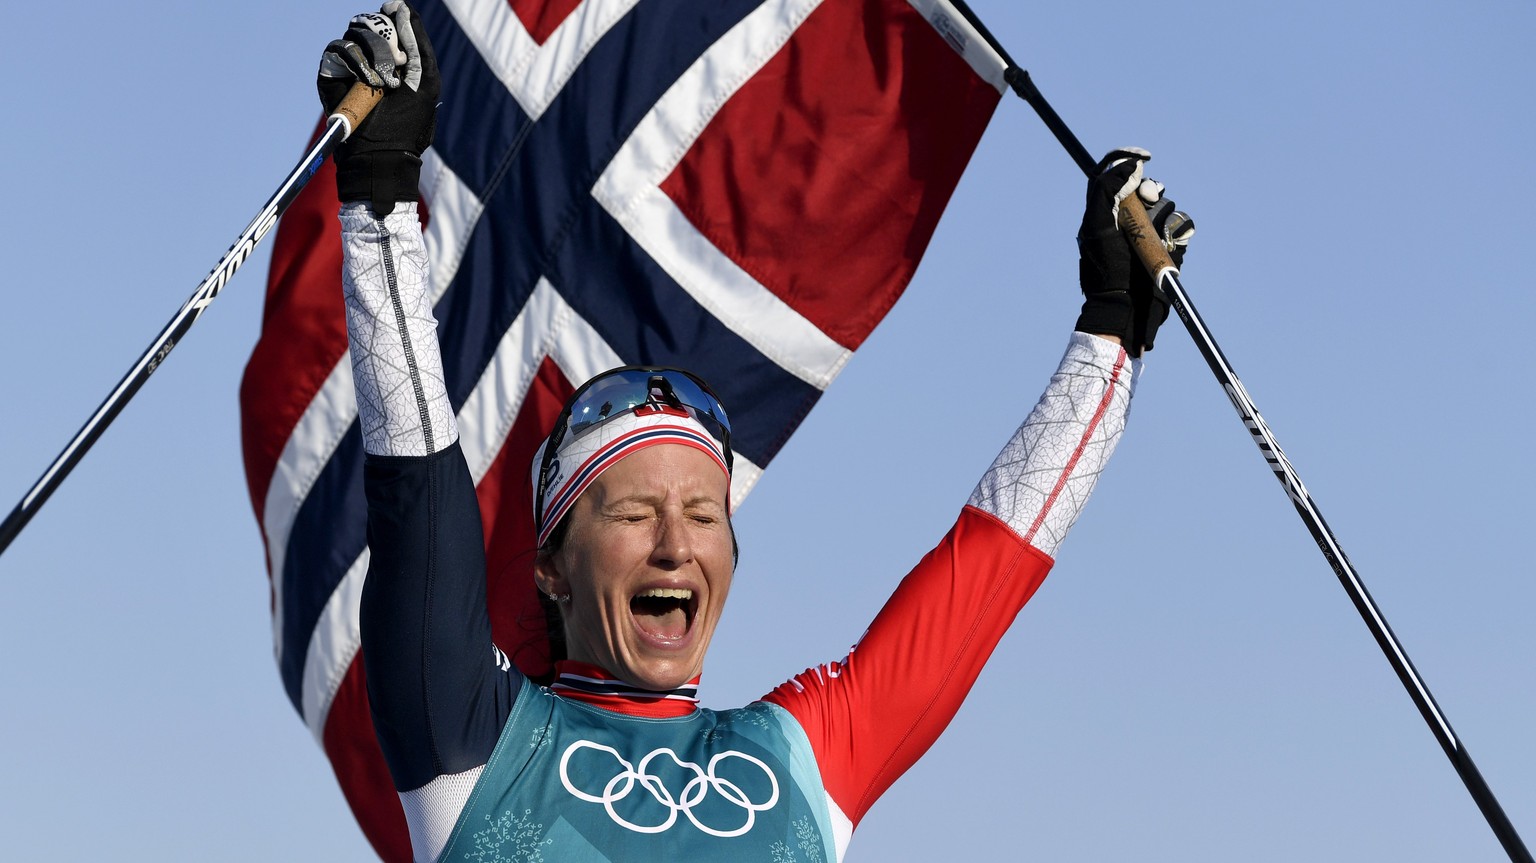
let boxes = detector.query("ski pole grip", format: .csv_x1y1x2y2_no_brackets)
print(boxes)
330,82,385,141
1117,195,1178,281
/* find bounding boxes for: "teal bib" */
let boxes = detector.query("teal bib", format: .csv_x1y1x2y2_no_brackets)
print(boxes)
439,677,837,862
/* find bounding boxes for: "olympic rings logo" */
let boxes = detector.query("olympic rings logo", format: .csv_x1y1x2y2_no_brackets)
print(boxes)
558,740,780,837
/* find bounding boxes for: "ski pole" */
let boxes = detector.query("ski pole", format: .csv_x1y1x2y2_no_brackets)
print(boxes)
946,3,1532,860
0,83,383,558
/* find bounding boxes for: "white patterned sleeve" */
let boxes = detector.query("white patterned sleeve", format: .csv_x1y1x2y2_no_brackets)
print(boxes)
340,201,458,457
967,332,1141,558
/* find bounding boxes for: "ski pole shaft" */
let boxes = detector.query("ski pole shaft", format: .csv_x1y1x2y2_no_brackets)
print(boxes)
0,83,382,558
945,2,1531,859
1119,201,1534,863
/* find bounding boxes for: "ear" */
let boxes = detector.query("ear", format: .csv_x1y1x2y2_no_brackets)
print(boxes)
533,551,568,599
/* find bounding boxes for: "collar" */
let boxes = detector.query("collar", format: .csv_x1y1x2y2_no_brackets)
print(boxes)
549,660,701,718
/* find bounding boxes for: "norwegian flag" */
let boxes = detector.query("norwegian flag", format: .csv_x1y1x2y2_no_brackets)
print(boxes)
240,0,1004,858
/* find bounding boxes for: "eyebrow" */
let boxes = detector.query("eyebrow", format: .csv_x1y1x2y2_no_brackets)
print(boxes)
600,493,725,510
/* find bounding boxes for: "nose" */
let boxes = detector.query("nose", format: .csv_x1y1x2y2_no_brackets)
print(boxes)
649,511,693,569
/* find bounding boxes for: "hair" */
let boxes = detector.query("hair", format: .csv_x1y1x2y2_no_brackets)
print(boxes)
534,517,574,666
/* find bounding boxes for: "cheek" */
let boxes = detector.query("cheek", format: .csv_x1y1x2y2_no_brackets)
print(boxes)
701,530,736,591
561,525,645,592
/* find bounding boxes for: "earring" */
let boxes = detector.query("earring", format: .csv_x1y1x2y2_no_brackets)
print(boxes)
547,592,571,603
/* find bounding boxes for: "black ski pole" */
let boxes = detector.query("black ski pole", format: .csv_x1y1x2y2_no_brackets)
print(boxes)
946,3,1532,861
0,84,382,558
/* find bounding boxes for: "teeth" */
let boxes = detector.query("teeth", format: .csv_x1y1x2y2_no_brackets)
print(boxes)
636,588,693,600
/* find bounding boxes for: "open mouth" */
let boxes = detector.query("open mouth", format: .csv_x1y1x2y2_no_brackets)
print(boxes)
629,587,697,642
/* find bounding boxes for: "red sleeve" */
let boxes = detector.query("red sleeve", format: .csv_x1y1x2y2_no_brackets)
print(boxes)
761,504,1053,827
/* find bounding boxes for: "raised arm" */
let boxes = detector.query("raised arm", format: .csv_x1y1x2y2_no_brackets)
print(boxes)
762,150,1190,849
321,6,517,860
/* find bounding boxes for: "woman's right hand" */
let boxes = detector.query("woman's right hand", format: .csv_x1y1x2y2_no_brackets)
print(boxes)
316,2,440,215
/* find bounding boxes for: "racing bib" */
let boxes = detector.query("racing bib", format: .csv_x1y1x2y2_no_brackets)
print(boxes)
439,678,837,862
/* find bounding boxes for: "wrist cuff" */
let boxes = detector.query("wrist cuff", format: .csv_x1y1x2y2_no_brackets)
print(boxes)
1074,291,1133,345
336,151,423,217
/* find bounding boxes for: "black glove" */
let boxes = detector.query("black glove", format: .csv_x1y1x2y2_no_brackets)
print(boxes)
1075,148,1194,356
317,2,440,216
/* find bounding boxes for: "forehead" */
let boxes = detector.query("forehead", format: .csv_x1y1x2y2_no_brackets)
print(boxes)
585,444,730,503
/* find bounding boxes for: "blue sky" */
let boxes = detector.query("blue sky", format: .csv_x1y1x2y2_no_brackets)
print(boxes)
1,1,1532,860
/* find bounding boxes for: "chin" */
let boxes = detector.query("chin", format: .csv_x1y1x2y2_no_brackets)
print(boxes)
619,650,705,691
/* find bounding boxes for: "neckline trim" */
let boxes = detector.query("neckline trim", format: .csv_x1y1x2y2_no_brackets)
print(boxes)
550,661,701,718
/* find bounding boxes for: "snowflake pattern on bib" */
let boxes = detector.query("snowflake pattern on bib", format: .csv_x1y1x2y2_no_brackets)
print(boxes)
465,808,553,863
